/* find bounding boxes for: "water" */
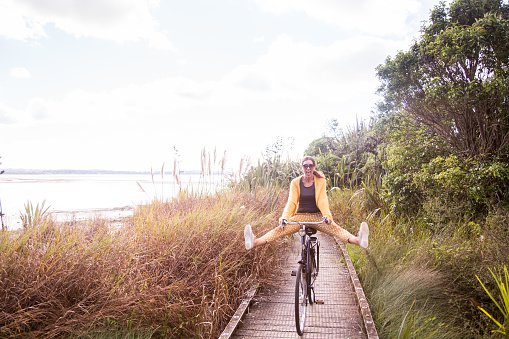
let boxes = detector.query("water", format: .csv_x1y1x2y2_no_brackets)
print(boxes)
0,173,223,230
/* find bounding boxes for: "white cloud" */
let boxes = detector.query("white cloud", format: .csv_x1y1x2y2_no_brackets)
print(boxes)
27,97,49,120
0,102,18,124
0,0,46,40
1,33,399,170
253,35,265,43
223,34,391,110
254,0,432,37
0,0,173,49
9,67,31,79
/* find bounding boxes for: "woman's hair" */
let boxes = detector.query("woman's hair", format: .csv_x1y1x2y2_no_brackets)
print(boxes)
301,155,324,178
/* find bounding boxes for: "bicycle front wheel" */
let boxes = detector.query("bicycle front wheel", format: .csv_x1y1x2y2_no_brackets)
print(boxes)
307,246,316,304
295,264,307,336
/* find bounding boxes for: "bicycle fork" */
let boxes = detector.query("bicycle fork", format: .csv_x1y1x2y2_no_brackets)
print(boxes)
291,236,310,276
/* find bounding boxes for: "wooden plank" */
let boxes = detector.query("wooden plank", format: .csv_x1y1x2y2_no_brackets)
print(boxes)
218,284,258,338
337,241,380,339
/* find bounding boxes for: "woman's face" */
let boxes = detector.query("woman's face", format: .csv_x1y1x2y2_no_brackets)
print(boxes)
301,160,315,178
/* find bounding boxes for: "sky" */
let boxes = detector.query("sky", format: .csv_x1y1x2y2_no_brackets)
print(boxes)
0,0,448,172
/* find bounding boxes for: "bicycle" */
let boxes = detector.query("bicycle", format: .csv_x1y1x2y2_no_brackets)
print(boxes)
283,218,324,336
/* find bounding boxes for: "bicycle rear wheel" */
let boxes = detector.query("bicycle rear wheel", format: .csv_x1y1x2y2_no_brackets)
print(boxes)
294,264,307,336
316,241,320,273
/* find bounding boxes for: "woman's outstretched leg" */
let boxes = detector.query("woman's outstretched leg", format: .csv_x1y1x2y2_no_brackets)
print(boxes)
244,222,300,250
244,213,326,250
315,220,369,248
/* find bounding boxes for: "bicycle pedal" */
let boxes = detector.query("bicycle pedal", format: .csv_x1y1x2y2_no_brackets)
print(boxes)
315,299,325,304
291,270,296,276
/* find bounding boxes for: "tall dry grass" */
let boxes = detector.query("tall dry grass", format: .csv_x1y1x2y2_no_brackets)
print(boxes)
0,188,287,338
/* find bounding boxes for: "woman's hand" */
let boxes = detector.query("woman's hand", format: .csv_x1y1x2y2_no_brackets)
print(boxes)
279,217,287,229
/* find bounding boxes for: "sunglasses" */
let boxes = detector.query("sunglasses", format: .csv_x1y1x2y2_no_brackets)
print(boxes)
302,164,315,169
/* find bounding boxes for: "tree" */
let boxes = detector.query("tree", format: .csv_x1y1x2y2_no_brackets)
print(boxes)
304,136,337,156
377,0,509,161
378,112,449,213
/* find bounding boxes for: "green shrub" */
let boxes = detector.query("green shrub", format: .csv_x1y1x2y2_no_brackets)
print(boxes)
415,156,509,221
380,112,448,215
305,119,382,190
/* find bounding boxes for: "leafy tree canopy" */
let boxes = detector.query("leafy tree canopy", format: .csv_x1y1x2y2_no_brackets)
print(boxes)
377,0,509,161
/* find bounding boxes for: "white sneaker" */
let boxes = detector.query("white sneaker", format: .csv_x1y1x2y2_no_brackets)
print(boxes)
244,224,255,250
358,222,369,248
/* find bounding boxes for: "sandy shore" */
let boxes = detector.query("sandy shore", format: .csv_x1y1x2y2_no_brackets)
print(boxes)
51,205,134,222
2,206,135,230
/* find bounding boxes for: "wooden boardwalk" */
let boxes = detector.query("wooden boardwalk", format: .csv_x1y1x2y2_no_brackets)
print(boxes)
221,233,378,338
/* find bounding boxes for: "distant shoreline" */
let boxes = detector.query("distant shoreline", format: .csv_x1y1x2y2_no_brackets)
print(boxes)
2,169,205,175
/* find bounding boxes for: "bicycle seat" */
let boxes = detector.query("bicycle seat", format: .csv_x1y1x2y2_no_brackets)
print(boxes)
305,227,317,235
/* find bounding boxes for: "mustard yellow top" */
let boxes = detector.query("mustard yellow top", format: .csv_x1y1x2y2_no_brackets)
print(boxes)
281,173,333,221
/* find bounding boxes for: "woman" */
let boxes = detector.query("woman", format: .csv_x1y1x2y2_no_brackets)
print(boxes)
244,156,368,250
